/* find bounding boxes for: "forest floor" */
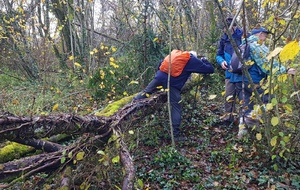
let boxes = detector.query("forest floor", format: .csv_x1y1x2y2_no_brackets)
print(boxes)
1,78,299,190
128,96,300,190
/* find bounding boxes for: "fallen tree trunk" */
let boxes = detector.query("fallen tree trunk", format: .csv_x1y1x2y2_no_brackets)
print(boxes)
0,76,203,189
0,90,168,188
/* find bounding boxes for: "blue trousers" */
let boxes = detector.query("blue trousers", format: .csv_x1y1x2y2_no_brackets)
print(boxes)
235,82,270,116
133,79,182,137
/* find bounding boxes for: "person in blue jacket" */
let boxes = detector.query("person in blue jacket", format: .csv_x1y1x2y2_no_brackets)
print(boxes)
216,18,243,126
232,25,296,138
133,51,214,141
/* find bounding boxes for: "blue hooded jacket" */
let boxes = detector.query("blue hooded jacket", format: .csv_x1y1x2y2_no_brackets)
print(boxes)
155,55,214,91
216,28,243,79
230,35,287,83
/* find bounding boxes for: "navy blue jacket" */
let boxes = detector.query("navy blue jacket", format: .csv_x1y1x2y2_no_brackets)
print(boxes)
154,55,214,91
216,28,243,79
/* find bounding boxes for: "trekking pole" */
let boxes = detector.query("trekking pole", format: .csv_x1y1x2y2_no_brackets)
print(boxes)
292,75,300,104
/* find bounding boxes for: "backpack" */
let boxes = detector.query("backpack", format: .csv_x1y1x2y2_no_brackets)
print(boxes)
159,49,191,77
229,43,252,74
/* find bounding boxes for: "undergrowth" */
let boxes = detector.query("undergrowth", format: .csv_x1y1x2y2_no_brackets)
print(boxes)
0,68,299,190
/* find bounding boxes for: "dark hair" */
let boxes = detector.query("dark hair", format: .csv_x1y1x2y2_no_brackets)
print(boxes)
225,17,237,27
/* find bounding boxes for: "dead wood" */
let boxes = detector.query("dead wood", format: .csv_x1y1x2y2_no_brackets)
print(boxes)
13,138,64,152
0,78,202,189
0,90,167,188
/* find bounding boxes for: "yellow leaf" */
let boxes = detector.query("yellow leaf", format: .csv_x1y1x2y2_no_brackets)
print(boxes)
93,48,98,53
279,41,300,62
12,99,19,105
68,152,73,158
112,155,120,163
267,47,283,61
277,74,288,82
111,46,117,52
69,55,74,60
271,117,279,126
208,95,217,100
270,136,277,146
238,147,243,153
266,103,273,111
221,91,225,96
97,150,105,155
290,91,299,98
226,95,233,102
256,133,262,141
283,104,293,112
52,104,59,111
40,112,49,116
74,62,81,67
128,80,139,85
128,130,134,134
76,151,85,161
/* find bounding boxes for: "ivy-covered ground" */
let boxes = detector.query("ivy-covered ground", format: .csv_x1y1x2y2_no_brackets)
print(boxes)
128,95,300,190
1,73,299,190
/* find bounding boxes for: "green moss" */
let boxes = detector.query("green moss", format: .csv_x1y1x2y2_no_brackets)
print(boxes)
95,94,136,117
0,141,34,163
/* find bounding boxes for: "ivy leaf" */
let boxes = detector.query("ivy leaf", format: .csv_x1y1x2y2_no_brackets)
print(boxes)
256,133,262,141
271,117,279,126
76,151,85,161
273,164,278,171
68,152,73,158
279,132,284,137
271,98,278,106
266,103,273,111
281,96,288,103
283,136,290,143
270,136,278,146
137,179,144,188
61,157,66,164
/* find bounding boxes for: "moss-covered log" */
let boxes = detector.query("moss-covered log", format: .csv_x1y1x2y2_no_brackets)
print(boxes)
0,76,204,189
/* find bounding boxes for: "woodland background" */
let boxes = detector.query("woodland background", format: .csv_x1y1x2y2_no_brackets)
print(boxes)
0,0,299,189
